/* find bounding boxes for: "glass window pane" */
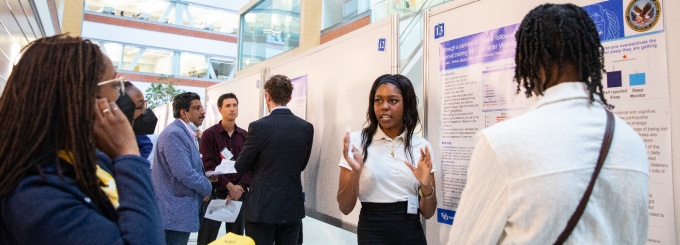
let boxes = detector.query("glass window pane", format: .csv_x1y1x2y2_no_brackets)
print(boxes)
187,5,239,34
210,58,235,80
140,49,172,74
181,52,208,78
239,0,301,70
100,42,123,70
89,39,235,81
121,46,141,71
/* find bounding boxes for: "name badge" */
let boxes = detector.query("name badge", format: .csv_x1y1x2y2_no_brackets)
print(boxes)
407,196,418,214
220,147,233,160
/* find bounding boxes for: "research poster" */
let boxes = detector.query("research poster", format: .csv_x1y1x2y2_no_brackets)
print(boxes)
435,0,674,243
289,75,308,119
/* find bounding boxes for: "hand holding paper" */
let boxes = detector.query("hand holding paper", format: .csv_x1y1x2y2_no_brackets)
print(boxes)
204,199,242,222
205,159,238,176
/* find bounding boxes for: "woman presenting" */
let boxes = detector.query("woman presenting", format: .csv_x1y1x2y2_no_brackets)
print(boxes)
337,74,437,244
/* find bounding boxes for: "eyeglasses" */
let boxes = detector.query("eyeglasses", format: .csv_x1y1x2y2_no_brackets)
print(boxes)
138,100,149,115
98,76,125,97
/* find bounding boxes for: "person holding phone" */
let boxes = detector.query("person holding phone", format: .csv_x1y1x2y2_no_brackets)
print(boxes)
0,35,164,244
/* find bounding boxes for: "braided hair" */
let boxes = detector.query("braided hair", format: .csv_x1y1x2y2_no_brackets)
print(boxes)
514,3,609,107
362,74,420,163
0,35,115,219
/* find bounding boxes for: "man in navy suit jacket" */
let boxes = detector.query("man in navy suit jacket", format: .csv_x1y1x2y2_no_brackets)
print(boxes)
235,75,314,245
152,92,213,245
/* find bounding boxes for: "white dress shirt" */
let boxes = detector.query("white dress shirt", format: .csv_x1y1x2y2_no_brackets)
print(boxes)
339,127,436,203
448,82,649,244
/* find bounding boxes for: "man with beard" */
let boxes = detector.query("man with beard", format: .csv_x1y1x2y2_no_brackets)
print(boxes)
152,92,215,245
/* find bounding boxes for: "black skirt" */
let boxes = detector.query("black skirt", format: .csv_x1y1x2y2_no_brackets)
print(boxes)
357,202,427,245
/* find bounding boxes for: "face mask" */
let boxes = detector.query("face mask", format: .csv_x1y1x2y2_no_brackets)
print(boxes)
188,122,199,131
133,108,158,135
115,94,135,125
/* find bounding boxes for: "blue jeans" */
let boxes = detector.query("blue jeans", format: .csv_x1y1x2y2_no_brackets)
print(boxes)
164,230,190,245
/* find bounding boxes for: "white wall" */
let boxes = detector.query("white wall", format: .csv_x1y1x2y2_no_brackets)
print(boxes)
204,70,262,129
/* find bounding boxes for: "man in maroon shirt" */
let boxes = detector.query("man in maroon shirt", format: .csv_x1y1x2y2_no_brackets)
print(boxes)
197,93,250,245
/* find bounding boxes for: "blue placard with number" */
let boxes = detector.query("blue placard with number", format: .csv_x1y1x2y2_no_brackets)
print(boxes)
378,38,386,51
434,23,445,39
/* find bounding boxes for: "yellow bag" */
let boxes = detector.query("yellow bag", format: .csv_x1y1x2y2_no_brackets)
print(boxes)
209,232,255,245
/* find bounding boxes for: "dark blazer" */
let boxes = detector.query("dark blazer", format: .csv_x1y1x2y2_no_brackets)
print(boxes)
235,108,314,223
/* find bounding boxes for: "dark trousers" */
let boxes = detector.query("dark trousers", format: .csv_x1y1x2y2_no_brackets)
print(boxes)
245,220,301,245
197,189,247,245
164,230,190,245
357,202,426,245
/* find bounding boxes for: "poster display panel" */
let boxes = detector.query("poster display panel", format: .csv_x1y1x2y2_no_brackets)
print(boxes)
427,0,673,243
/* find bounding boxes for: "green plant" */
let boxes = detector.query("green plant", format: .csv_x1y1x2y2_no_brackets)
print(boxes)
145,74,186,109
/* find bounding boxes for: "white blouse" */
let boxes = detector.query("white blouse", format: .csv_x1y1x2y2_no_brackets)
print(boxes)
339,127,436,203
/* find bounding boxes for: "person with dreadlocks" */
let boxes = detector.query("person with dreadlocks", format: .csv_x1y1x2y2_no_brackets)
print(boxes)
0,35,164,244
448,3,648,244
337,74,437,244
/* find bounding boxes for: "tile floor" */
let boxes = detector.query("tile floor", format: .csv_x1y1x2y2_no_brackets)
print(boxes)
187,216,357,245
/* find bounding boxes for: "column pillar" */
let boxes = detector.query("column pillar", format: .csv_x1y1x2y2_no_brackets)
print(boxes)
61,0,85,36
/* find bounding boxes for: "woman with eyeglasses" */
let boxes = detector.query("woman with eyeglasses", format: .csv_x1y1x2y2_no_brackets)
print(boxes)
0,35,164,244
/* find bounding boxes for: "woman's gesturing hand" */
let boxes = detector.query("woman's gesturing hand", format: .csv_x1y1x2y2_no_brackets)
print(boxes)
404,147,432,186
343,131,363,172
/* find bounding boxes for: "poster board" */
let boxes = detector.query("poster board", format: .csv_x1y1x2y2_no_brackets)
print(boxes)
268,16,399,231
204,70,263,129
424,0,677,244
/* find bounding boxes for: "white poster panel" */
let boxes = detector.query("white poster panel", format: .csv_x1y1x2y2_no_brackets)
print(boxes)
205,71,262,129
427,0,673,244
599,1,673,243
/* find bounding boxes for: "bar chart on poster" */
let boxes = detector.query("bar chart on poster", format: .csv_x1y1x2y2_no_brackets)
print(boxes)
605,51,649,90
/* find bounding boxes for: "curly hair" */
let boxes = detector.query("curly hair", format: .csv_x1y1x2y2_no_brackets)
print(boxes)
514,3,609,107
264,74,293,105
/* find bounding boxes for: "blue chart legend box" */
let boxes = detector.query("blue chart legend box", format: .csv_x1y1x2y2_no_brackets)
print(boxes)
630,73,646,86
607,71,622,88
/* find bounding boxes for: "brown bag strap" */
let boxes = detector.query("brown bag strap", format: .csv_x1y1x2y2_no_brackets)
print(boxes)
554,110,615,245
